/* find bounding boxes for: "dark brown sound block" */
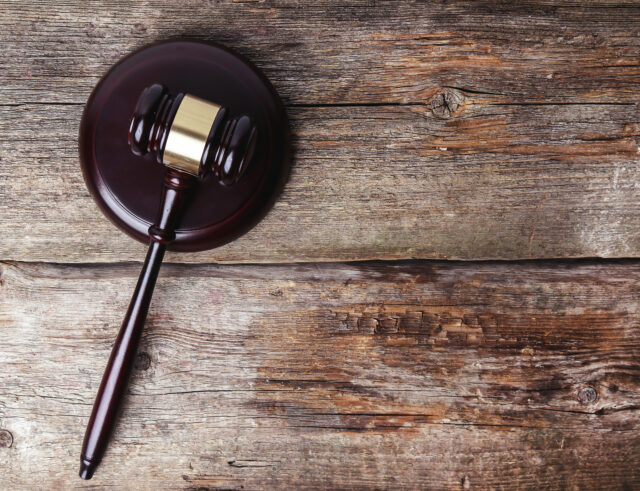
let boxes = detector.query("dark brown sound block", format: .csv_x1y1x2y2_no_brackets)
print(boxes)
79,40,289,251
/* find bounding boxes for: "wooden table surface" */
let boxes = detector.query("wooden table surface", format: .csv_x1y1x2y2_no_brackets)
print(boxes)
1,1,639,489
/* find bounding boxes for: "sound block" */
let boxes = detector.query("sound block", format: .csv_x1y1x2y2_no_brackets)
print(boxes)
79,40,289,251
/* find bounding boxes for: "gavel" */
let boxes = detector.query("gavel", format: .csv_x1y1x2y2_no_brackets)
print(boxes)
79,83,257,479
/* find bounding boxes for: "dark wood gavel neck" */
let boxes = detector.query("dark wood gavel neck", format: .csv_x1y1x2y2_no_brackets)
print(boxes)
149,169,198,244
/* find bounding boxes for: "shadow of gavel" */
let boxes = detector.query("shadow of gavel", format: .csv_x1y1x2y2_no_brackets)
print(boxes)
79,84,257,479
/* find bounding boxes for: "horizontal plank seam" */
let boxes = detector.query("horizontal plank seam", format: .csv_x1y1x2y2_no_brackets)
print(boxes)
0,101,85,107
3,257,640,270
1,100,636,108
488,101,637,106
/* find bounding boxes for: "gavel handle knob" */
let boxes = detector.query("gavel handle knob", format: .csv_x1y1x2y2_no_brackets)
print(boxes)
79,169,196,479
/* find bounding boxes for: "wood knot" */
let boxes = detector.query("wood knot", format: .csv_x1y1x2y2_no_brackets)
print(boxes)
577,386,598,404
428,88,465,119
134,352,151,371
0,429,13,448
133,22,148,34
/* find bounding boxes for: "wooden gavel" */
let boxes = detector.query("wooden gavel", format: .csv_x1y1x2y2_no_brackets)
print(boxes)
79,84,257,479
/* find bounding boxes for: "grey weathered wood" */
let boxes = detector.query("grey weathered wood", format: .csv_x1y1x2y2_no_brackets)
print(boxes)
0,260,639,488
0,1,639,262
0,100,638,263
1,1,639,106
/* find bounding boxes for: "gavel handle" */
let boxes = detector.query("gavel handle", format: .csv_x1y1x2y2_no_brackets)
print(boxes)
79,240,165,479
80,169,196,480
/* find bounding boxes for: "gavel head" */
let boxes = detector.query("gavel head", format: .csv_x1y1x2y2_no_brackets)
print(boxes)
128,83,257,185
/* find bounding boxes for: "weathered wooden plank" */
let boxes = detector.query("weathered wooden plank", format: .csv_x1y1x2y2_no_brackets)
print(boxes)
0,98,637,263
0,1,639,105
1,260,639,488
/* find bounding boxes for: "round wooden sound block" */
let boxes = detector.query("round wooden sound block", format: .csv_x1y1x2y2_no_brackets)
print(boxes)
79,40,289,251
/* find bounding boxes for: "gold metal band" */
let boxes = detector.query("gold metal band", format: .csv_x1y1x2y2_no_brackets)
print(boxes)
163,94,222,176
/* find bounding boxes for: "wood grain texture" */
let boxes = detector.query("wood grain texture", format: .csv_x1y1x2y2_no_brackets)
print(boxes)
0,1,639,262
0,259,639,489
1,2,640,489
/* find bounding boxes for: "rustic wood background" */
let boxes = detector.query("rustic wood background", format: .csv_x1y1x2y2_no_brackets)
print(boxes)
0,1,639,489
